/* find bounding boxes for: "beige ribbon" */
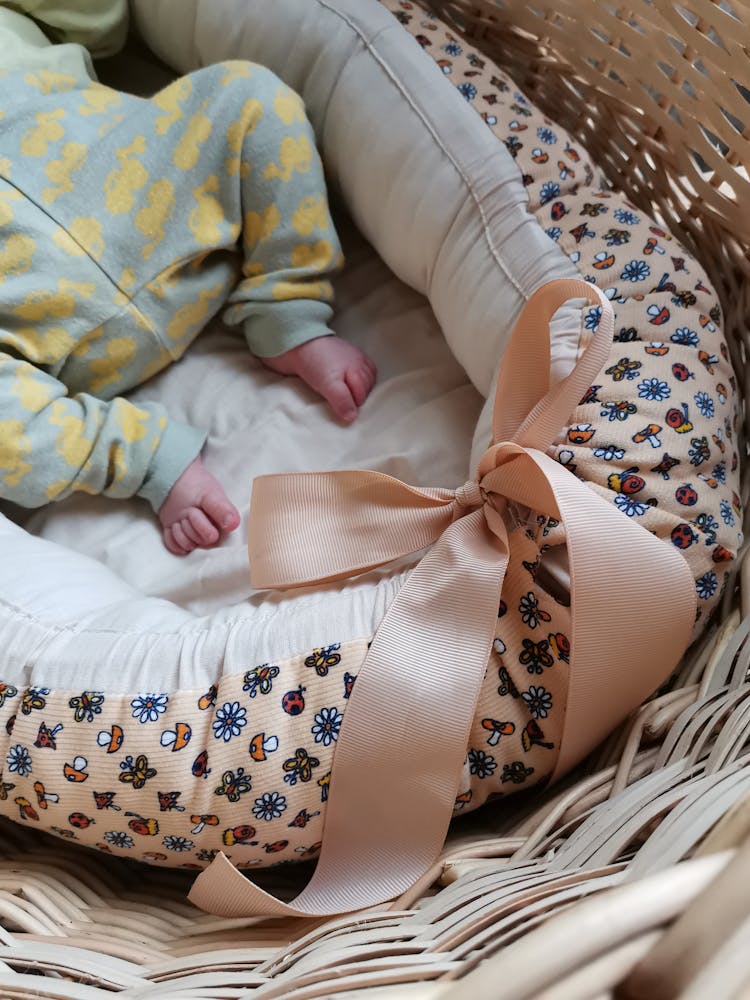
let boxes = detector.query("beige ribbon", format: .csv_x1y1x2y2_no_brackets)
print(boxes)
189,278,697,917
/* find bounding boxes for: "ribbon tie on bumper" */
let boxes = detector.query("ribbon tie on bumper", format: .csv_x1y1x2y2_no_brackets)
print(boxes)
189,278,697,918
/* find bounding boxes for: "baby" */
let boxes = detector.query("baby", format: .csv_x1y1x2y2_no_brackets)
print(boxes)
0,1,376,556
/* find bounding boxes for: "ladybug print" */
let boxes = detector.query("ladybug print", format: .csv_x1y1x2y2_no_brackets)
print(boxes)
672,362,693,382
68,812,95,829
675,484,698,506
264,840,289,854
550,200,567,221
671,524,697,549
282,687,306,716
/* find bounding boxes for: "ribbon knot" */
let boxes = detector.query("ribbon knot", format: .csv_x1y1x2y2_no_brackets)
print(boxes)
453,478,484,514
189,278,697,920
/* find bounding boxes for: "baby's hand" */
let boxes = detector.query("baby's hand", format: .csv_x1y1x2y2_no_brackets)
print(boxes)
158,456,241,556
260,336,376,423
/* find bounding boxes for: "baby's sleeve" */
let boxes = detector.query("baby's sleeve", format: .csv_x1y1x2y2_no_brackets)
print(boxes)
12,0,128,58
0,352,205,511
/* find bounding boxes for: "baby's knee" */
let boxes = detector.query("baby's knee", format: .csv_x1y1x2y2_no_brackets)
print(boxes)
195,60,296,108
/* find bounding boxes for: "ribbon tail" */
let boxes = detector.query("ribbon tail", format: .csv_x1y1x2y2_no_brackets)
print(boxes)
189,509,508,917
249,470,457,589
534,452,697,779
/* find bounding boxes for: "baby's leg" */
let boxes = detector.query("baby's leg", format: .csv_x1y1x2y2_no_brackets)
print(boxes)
183,62,376,417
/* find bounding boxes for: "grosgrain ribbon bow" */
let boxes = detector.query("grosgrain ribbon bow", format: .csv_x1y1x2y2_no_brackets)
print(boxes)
189,278,697,918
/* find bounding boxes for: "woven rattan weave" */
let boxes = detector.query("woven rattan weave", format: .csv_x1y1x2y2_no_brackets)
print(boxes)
1,1,749,996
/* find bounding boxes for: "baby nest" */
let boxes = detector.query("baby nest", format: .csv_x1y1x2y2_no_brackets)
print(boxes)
0,0,749,995
0,0,742,907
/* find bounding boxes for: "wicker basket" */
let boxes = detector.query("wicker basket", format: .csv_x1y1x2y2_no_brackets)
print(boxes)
1,2,749,997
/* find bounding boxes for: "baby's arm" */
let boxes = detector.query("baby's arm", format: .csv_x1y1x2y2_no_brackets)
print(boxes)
0,351,239,553
0,350,201,510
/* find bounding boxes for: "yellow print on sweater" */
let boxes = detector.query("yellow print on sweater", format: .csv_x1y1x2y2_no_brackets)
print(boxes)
0,419,32,487
145,262,182,301
0,188,22,227
0,234,34,284
173,100,213,171
11,366,54,414
263,135,313,182
4,325,75,366
220,61,253,86
14,279,95,322
273,87,305,126
43,142,87,204
68,323,103,359
291,195,329,236
79,85,121,117
20,109,65,157
49,402,94,469
112,268,137,307
166,282,226,343
114,398,150,444
226,98,263,178
189,175,237,246
87,337,138,395
271,279,332,302
105,136,148,214
153,77,192,136
243,204,280,249
290,240,335,271
24,70,77,94
136,179,175,260
137,346,174,384
52,217,105,260
98,114,125,139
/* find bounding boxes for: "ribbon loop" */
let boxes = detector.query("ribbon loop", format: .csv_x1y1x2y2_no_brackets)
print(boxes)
189,278,697,919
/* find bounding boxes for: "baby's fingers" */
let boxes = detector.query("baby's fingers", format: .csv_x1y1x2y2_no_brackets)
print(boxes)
345,362,376,407
323,377,358,423
164,524,189,557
